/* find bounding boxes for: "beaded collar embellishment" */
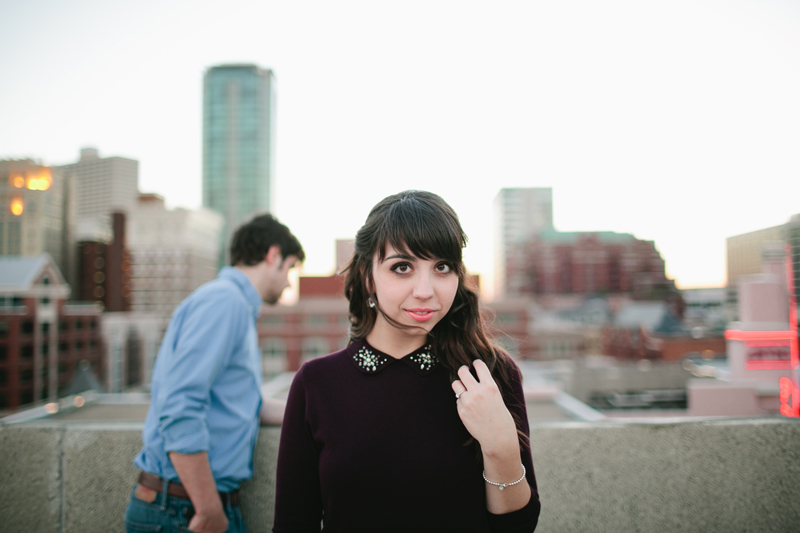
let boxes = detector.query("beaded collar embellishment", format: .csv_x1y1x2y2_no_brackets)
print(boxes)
353,344,438,375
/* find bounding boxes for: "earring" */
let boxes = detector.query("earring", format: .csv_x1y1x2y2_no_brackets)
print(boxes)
368,297,376,308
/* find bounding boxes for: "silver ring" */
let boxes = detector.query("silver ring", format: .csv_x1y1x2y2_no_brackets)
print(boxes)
455,391,464,400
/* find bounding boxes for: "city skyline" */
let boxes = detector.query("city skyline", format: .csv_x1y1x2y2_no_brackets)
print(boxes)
2,0,799,294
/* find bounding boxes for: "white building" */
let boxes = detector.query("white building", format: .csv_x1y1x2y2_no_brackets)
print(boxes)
493,187,553,297
56,148,138,224
127,194,223,326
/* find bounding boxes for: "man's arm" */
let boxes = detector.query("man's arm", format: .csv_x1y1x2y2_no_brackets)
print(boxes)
169,452,228,533
259,397,287,425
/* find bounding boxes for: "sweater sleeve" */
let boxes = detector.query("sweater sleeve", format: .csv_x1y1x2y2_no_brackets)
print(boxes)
273,364,323,533
486,359,541,533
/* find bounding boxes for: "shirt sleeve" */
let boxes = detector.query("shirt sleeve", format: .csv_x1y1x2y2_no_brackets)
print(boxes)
486,358,542,533
157,286,248,455
273,364,324,533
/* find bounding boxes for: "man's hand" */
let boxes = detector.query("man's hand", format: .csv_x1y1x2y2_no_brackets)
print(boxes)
169,451,228,533
188,509,229,533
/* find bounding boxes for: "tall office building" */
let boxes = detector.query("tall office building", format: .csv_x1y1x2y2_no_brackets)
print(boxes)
203,64,275,262
56,148,139,222
493,187,554,297
127,194,223,328
0,160,76,283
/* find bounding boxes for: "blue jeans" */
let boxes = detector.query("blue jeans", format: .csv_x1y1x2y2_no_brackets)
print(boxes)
124,483,246,533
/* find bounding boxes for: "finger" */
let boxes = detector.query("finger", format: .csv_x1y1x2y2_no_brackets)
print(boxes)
457,365,479,389
472,359,494,384
451,380,466,395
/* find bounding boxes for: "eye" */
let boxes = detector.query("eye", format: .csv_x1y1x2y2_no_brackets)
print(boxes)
391,262,412,274
435,262,453,274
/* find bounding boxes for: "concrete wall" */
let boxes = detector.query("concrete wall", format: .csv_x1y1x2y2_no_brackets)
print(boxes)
1,419,799,532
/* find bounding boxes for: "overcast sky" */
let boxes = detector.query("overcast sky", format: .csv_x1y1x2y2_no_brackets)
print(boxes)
2,0,799,297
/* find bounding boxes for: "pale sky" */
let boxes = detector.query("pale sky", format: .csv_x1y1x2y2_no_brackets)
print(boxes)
2,0,799,297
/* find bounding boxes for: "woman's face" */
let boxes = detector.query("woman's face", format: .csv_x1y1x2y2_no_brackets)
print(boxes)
369,243,459,341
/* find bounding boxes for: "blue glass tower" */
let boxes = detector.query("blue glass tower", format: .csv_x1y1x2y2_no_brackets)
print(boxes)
203,64,275,262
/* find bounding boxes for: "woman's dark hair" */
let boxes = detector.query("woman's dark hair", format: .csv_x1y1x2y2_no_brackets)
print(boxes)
342,190,528,453
230,214,305,266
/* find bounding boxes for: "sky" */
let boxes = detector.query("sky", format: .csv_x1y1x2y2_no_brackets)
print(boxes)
2,0,799,297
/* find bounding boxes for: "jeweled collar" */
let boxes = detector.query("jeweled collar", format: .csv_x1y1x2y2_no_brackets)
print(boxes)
351,339,439,375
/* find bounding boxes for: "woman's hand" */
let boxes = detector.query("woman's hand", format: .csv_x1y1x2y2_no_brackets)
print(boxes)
452,359,532,515
451,360,518,455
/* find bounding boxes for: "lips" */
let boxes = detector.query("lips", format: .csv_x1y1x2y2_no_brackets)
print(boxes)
405,308,437,322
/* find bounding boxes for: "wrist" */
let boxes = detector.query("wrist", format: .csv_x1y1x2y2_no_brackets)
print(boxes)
480,432,519,459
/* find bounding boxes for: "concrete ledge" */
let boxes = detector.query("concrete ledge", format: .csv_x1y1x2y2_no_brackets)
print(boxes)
1,419,798,532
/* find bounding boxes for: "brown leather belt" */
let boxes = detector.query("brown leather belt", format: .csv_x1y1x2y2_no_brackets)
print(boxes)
137,471,240,507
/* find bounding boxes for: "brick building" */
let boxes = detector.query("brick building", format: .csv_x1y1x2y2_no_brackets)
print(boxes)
0,255,103,412
507,229,676,299
77,212,132,312
258,275,349,373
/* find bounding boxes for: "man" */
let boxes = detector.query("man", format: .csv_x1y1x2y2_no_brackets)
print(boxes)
125,214,304,533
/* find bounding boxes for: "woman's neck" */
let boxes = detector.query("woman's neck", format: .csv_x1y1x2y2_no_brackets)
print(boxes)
365,321,428,359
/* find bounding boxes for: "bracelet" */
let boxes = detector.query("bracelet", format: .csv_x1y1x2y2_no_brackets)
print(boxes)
483,464,526,491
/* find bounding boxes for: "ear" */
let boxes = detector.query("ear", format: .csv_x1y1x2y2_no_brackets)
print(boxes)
265,245,282,266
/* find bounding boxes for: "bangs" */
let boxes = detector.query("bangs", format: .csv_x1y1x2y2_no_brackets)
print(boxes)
374,193,466,264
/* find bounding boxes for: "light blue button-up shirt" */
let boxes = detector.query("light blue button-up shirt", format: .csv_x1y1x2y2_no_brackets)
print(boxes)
134,267,264,491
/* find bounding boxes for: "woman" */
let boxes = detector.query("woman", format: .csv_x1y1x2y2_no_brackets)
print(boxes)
273,191,540,532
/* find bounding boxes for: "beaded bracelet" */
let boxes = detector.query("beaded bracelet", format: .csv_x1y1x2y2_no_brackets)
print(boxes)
483,464,526,491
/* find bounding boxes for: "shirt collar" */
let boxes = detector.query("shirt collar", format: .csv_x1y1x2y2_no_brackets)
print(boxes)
218,267,263,320
351,339,439,376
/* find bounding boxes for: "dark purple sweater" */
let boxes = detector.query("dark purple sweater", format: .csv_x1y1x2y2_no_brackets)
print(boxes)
273,339,540,533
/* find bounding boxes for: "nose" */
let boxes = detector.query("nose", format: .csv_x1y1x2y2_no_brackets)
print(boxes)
413,271,434,300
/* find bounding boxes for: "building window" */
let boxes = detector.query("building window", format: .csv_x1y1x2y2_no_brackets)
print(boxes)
21,321,34,335
21,345,33,359
0,321,8,338
75,320,83,330
75,341,83,351
41,343,49,355
41,323,50,334
59,342,68,353
0,369,5,386
41,297,50,305
261,315,284,326
304,315,327,326
0,345,7,360
302,337,330,362
20,369,33,384
59,321,68,332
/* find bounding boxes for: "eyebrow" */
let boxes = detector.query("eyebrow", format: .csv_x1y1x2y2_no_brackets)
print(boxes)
384,253,416,262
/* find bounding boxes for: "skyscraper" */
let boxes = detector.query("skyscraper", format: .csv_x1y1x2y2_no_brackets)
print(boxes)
57,148,139,222
493,187,554,297
0,159,76,285
203,64,275,261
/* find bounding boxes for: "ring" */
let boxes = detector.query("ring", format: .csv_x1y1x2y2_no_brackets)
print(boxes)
455,391,465,400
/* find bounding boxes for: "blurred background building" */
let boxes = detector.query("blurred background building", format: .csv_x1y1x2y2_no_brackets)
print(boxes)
0,255,102,410
203,64,276,264
726,214,800,319
493,187,553,297
56,147,138,226
128,193,223,330
0,160,76,286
